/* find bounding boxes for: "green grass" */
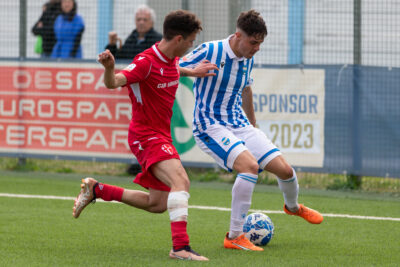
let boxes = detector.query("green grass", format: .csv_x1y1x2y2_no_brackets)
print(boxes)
0,171,399,266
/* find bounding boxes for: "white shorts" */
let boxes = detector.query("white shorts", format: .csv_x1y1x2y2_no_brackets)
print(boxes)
194,124,282,171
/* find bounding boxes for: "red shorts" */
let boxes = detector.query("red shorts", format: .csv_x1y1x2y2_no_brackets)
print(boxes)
129,137,180,192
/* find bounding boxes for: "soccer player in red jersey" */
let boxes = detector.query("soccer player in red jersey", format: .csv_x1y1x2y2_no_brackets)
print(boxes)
72,10,217,261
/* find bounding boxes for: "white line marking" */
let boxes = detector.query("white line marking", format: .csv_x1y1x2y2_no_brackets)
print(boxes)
1,193,399,222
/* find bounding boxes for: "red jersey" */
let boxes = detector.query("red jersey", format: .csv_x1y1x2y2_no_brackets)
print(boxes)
120,44,180,142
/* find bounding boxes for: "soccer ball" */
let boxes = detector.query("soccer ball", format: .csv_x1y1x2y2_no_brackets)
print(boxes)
243,212,274,246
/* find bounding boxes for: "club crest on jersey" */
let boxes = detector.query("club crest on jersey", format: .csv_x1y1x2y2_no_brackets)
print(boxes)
220,61,225,68
161,144,174,155
221,137,230,145
124,63,136,71
160,68,164,76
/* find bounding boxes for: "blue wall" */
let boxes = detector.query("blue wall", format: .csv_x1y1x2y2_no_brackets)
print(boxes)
315,65,399,177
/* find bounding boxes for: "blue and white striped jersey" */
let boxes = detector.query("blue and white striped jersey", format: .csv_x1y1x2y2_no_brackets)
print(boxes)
179,35,254,132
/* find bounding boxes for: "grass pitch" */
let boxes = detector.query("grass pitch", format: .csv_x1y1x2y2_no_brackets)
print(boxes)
0,171,399,266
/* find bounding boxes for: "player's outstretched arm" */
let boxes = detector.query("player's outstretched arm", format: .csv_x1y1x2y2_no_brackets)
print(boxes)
98,49,127,89
180,60,219,77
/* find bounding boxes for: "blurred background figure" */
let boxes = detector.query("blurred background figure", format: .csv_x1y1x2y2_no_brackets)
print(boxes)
105,4,162,60
51,0,85,59
31,0,61,57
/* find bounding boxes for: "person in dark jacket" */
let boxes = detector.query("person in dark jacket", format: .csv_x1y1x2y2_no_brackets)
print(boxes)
51,0,85,59
105,5,162,60
32,0,61,57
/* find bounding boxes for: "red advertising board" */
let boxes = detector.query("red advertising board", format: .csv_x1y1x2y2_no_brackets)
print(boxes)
0,61,134,160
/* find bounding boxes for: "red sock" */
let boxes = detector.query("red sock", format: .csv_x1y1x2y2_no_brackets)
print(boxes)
94,183,124,202
171,221,190,250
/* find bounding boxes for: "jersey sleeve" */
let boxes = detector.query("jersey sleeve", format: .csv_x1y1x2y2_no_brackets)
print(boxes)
119,56,152,86
246,77,254,87
179,43,208,68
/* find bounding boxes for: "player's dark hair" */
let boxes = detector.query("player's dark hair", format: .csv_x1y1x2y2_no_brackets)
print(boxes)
163,10,202,41
237,10,267,38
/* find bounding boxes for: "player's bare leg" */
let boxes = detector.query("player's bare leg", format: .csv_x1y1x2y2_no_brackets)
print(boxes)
73,178,169,218
121,188,168,213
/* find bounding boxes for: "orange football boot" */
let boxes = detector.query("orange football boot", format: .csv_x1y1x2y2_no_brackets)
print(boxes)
224,233,264,251
284,204,323,224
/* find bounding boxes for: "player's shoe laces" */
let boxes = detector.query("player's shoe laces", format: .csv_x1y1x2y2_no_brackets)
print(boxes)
223,233,264,251
169,246,209,261
284,204,324,224
72,177,98,218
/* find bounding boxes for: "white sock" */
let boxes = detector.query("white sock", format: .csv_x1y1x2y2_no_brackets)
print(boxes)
229,173,257,239
277,168,299,211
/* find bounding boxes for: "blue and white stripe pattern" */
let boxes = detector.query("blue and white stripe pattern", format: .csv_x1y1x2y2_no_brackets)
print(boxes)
179,36,254,132
237,173,258,184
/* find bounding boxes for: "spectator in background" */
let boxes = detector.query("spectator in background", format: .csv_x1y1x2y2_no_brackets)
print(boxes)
105,5,162,60
51,0,85,59
32,0,61,57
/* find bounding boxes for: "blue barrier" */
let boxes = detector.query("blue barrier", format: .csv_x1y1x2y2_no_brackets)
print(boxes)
310,64,399,177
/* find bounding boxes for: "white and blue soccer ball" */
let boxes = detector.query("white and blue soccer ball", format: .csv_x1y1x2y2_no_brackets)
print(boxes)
243,212,274,246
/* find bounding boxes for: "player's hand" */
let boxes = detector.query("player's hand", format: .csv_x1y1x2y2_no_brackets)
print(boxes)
108,31,119,45
97,50,115,69
190,60,219,77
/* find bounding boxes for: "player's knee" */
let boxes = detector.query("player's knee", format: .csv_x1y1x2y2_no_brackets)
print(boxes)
248,161,260,175
170,173,190,191
236,161,259,174
280,166,294,180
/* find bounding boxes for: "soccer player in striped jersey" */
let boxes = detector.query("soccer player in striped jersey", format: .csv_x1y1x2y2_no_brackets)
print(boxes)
179,10,323,251
73,10,217,261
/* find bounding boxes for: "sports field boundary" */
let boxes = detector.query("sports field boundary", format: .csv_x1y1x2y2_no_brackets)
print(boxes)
1,192,400,222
